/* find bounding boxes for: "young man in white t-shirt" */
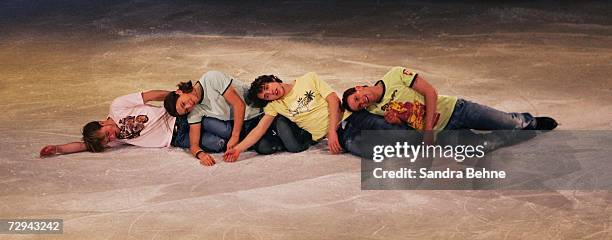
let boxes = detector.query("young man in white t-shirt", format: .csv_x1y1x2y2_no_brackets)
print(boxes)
40,90,189,157
163,71,281,166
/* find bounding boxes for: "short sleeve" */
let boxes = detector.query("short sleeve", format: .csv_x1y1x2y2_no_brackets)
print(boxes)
263,104,279,117
187,105,206,124
310,72,335,99
201,70,233,96
109,92,144,119
383,67,418,88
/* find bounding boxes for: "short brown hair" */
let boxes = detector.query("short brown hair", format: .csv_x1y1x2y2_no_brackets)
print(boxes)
82,121,105,152
341,87,358,112
164,80,193,117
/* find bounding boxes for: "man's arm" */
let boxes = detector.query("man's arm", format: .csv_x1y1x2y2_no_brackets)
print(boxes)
40,142,88,157
325,93,343,154
188,123,216,166
222,86,245,150
411,75,437,144
411,75,438,130
223,114,275,161
141,90,171,103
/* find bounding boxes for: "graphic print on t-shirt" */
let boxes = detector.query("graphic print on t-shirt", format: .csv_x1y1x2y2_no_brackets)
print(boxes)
288,90,315,117
381,90,439,130
118,115,149,139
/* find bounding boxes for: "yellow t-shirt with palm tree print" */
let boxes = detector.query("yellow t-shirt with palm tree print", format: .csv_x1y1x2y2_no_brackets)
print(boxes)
263,72,335,141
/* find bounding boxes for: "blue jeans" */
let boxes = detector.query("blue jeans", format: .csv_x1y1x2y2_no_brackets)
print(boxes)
171,115,278,153
198,116,277,153
337,100,537,158
444,99,536,130
273,115,314,153
171,117,226,152
171,117,190,148
337,110,412,158
202,115,284,154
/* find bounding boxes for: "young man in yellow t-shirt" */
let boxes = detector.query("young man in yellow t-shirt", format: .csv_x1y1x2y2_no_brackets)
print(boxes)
223,73,343,161
341,66,558,143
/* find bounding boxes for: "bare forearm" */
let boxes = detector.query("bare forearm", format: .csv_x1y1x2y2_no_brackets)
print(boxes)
234,127,264,152
188,125,203,155
231,105,245,138
411,75,438,130
57,142,88,154
326,95,342,136
234,115,274,152
424,92,437,130
223,86,246,139
142,90,171,103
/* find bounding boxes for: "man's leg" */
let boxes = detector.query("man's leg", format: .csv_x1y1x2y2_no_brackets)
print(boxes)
198,117,232,153
274,116,312,153
171,117,191,148
445,99,537,130
200,132,227,153
442,99,547,152
168,117,227,152
345,110,414,131
338,110,413,157
201,117,233,139
251,134,283,155
243,115,284,155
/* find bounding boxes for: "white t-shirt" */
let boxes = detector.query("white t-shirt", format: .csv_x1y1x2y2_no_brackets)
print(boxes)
108,92,176,147
187,71,262,124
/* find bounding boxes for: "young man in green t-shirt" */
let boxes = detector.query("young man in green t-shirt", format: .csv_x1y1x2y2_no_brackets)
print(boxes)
341,67,557,143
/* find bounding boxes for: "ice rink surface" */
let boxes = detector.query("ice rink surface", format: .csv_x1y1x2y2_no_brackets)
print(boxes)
1,1,611,239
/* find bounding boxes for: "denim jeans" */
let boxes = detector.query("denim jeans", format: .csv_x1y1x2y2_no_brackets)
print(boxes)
170,117,190,148
444,99,536,130
336,100,537,158
200,115,283,154
171,117,225,152
171,115,279,153
337,110,412,158
273,115,314,153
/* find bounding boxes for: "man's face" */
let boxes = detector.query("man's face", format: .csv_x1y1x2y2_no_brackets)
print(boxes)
98,121,119,145
175,91,199,116
257,82,284,101
347,86,374,111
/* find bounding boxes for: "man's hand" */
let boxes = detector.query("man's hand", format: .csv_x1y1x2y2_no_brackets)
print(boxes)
40,145,58,158
327,131,343,154
223,148,241,162
384,111,402,125
226,135,239,151
197,152,216,166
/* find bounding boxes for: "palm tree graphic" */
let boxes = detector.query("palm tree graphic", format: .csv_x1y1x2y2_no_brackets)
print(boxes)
289,90,316,116
304,90,314,102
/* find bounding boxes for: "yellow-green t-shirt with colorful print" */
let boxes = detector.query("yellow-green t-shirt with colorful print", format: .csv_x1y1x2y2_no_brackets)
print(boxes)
366,67,457,131
263,72,335,141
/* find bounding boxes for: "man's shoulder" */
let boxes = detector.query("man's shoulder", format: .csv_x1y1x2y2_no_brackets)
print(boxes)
296,72,319,83
186,105,206,122
200,71,235,90
263,102,281,114
110,92,145,110
267,98,286,107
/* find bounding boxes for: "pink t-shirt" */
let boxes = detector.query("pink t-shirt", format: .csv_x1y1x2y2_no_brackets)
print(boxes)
108,93,176,148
